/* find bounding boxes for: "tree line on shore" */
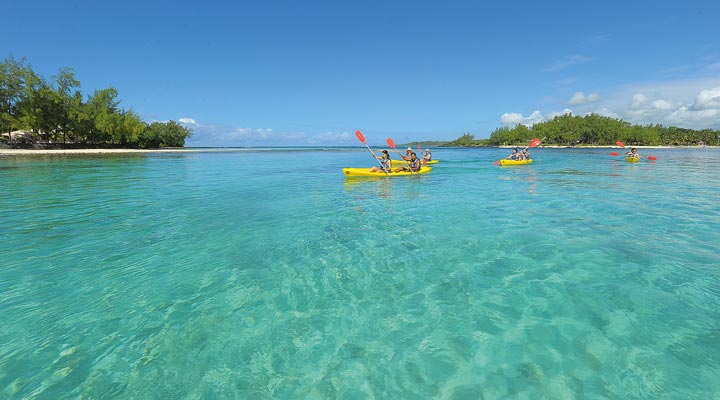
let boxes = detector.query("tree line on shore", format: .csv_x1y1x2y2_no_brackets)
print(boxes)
0,56,191,148
446,113,720,147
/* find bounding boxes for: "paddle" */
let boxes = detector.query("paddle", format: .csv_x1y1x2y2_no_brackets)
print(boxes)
386,138,415,174
610,141,624,156
355,130,390,176
494,138,540,165
647,156,657,161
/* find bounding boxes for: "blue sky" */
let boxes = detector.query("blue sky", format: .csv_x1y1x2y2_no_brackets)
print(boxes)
4,0,720,146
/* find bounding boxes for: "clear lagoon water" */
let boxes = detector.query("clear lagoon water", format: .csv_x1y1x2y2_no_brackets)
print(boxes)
1,147,719,399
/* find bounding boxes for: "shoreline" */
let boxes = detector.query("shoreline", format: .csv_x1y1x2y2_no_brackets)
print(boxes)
1,145,717,156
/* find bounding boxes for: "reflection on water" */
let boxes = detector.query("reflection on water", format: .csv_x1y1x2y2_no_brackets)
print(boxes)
343,177,395,199
342,175,427,201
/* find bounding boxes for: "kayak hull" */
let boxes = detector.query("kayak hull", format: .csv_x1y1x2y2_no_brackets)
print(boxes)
625,157,640,163
342,166,432,177
500,159,533,166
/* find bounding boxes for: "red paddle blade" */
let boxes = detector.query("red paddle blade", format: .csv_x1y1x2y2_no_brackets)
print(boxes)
386,138,396,149
418,145,421,151
529,138,541,147
616,141,624,147
355,130,366,144
493,160,501,165
647,156,657,160
610,152,619,156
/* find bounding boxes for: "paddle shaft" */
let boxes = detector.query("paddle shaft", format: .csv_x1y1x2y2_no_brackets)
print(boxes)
355,130,390,176
385,138,415,174
392,149,415,174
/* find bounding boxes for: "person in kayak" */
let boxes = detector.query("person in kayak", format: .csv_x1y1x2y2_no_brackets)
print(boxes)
422,148,432,162
401,147,413,161
395,152,422,172
625,147,640,159
521,147,530,160
370,150,392,173
506,147,519,160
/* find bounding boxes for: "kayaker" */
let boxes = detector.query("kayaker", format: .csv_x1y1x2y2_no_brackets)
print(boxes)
625,148,640,159
401,147,413,161
422,148,432,161
506,147,519,160
395,152,422,172
521,147,530,159
370,150,392,173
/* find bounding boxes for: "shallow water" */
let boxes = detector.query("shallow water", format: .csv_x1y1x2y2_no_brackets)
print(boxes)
1,147,719,399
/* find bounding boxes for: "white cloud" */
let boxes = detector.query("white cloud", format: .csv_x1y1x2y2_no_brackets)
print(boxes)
693,87,720,110
568,92,600,105
631,93,648,108
179,117,197,125
527,110,543,123
591,78,720,129
500,110,544,127
652,99,673,110
666,106,720,126
500,112,524,125
543,55,592,72
547,108,574,119
594,108,621,119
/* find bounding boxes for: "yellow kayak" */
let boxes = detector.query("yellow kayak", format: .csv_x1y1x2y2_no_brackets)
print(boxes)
625,157,640,163
342,166,432,177
500,159,533,166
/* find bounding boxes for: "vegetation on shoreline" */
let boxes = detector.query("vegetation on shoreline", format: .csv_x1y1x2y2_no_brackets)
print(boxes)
445,114,720,147
0,56,191,149
400,141,449,148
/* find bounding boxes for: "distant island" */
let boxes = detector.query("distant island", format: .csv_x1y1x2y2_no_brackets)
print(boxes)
440,114,719,147
1,56,191,149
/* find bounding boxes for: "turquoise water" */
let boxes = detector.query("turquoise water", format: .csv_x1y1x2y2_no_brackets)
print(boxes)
1,147,719,399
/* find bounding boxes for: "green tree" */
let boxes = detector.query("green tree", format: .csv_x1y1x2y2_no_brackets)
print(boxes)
159,120,192,147
52,67,80,143
86,87,120,143
138,122,164,149
120,110,146,145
